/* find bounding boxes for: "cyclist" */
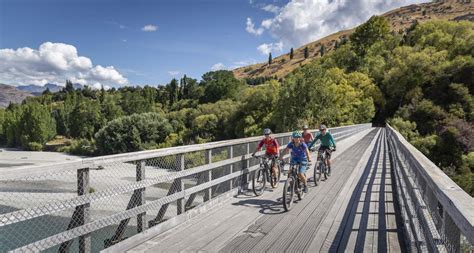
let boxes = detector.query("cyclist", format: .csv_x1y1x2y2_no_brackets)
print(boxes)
252,128,280,181
308,124,336,176
280,131,312,193
302,125,314,145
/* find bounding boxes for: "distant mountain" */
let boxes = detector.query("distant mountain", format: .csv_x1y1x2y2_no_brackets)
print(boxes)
16,83,83,95
0,83,33,108
233,0,474,80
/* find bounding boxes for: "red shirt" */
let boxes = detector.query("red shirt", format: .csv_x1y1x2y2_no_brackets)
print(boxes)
257,138,279,155
303,132,313,144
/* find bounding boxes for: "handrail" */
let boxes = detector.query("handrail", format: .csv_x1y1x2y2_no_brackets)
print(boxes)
1,124,372,253
386,124,474,252
1,124,366,181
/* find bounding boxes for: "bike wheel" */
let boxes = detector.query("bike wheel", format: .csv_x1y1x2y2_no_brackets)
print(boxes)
314,163,322,185
313,164,321,186
252,168,266,196
282,176,295,211
270,163,281,188
297,178,305,200
323,164,328,180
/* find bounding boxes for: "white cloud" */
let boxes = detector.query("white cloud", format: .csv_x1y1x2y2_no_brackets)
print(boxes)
246,18,264,36
257,41,283,55
211,63,226,71
141,24,158,32
261,19,273,29
248,0,426,47
262,4,280,13
168,70,180,76
0,42,128,87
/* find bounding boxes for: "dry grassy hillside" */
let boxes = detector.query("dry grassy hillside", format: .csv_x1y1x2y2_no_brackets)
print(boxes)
233,0,474,80
0,84,33,108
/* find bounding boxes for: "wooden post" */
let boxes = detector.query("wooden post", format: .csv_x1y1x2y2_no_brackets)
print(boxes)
204,150,212,201
241,143,250,191
59,168,91,253
443,210,460,253
136,161,146,233
228,145,233,190
78,168,91,253
105,161,147,247
177,154,185,215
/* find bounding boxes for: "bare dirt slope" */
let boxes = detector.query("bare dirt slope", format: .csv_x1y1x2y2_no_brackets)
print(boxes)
233,0,474,80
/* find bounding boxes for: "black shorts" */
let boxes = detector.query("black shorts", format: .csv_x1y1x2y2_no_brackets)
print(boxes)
318,146,332,158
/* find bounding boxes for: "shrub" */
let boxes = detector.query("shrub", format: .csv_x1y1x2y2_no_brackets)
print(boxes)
27,142,43,151
67,139,97,156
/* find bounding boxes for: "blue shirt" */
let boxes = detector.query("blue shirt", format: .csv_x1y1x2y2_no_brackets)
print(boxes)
287,142,308,160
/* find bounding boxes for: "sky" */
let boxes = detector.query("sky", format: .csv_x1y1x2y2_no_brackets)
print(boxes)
0,0,425,88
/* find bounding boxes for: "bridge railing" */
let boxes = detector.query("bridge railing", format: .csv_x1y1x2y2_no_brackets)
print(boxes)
0,123,371,253
386,124,474,253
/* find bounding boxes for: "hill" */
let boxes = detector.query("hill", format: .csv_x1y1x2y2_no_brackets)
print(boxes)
0,84,33,108
233,0,474,80
16,83,83,95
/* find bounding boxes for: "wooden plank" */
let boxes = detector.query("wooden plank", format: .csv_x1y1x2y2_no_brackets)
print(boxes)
230,129,379,253
119,127,376,253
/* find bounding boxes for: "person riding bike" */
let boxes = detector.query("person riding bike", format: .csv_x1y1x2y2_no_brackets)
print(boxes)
302,125,314,146
252,128,280,181
280,131,312,193
308,124,336,176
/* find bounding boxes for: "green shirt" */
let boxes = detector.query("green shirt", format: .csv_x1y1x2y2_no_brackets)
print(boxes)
308,132,336,149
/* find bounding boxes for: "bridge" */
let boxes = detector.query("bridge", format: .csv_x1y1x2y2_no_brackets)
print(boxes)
0,124,473,252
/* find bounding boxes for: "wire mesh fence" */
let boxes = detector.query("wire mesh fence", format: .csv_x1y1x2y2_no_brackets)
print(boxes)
386,125,474,253
0,124,371,252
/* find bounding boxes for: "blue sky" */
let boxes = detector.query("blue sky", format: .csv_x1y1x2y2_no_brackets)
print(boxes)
0,0,425,88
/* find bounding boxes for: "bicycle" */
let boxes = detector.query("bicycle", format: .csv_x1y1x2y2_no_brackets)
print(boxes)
251,155,282,196
281,160,307,211
313,148,333,186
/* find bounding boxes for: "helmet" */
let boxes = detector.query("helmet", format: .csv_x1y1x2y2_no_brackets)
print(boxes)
263,128,272,135
291,131,302,138
319,124,327,130
303,125,309,130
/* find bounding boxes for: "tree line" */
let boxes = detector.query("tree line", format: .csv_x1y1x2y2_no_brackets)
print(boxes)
0,18,472,195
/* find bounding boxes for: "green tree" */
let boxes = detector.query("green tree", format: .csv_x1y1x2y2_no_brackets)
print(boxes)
350,15,390,56
320,44,325,56
268,53,273,65
200,70,243,103
69,99,104,139
64,80,75,93
95,112,173,154
290,48,294,59
168,78,179,106
304,47,309,59
18,102,56,149
234,80,280,137
0,108,5,144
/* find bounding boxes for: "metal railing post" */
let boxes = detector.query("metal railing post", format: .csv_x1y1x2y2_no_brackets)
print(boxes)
204,150,212,201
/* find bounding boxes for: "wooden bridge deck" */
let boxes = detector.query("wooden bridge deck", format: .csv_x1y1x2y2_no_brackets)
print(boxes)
127,128,406,253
